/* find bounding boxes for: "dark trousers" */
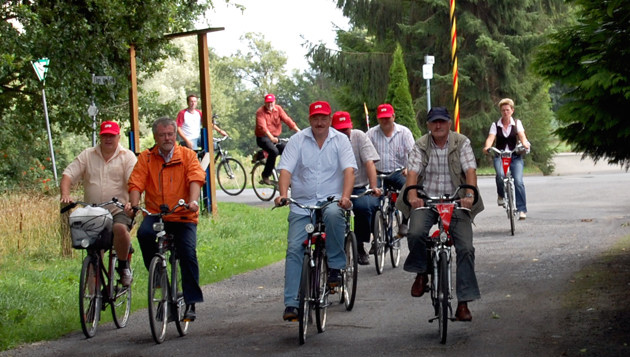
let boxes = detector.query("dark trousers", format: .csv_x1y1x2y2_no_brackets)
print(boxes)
137,217,203,304
256,136,286,178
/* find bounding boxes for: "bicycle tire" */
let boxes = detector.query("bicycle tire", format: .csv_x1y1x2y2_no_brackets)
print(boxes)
315,254,328,333
79,255,101,338
298,256,310,345
110,253,131,328
438,250,449,344
148,256,168,344
390,210,402,268
173,257,190,336
342,231,358,311
251,162,277,201
507,179,515,236
216,158,247,196
373,210,386,275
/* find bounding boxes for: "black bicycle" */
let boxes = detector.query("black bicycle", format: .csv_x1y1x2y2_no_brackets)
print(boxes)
251,138,289,201
135,200,191,344
403,184,479,344
61,198,133,338
213,136,247,196
372,169,404,274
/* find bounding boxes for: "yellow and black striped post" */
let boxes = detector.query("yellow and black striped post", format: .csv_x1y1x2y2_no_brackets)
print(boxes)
450,0,460,133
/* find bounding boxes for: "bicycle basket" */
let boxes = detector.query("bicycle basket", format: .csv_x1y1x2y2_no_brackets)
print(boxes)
69,206,113,249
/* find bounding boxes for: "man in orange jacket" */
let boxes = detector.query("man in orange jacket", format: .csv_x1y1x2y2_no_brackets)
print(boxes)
126,116,206,322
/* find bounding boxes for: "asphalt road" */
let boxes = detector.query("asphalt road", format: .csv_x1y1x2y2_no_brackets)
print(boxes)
3,157,629,357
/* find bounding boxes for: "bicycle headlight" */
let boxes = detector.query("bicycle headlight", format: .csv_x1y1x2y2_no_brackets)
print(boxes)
153,222,164,232
305,223,315,233
440,231,448,243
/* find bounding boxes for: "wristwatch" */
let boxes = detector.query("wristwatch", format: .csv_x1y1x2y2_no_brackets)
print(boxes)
190,200,199,206
465,193,474,198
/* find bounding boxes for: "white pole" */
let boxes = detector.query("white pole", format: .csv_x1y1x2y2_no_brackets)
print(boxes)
41,88,58,185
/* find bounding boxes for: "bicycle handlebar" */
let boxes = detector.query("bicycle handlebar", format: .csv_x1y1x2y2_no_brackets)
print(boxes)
60,197,125,214
402,184,479,207
350,188,374,199
133,199,190,217
487,144,526,157
274,196,339,210
213,136,230,143
376,167,405,179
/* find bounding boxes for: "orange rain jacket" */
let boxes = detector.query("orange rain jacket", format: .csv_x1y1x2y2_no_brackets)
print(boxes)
128,144,206,224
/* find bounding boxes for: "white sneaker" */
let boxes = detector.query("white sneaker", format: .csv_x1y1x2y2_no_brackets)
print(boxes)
119,268,133,287
497,197,505,206
519,211,526,220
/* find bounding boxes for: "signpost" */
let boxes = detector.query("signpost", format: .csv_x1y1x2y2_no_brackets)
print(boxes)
31,58,58,185
423,55,434,112
90,74,114,146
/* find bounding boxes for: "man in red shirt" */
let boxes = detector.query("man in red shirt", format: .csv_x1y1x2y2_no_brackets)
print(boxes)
254,93,300,184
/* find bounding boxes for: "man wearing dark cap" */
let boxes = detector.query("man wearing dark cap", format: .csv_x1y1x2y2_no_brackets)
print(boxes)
274,101,357,322
254,93,300,185
399,107,484,322
60,121,137,287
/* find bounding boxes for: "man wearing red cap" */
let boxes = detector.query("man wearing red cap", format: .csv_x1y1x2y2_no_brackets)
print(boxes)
331,111,382,265
366,103,415,236
254,93,300,185
61,121,137,287
274,101,357,322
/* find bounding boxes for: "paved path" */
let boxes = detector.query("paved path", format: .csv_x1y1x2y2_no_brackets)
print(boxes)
552,152,626,175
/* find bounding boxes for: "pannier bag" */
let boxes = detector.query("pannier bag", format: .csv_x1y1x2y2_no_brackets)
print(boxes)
69,206,113,249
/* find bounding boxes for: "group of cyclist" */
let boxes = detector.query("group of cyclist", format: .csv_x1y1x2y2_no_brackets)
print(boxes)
61,90,530,329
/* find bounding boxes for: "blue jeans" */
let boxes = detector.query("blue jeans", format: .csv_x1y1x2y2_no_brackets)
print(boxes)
284,204,347,308
493,154,527,213
351,187,380,244
403,208,480,302
137,217,203,304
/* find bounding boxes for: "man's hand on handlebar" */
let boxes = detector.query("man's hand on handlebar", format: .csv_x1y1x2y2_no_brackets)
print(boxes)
274,195,288,207
408,196,425,209
338,196,352,210
123,202,137,218
460,196,474,209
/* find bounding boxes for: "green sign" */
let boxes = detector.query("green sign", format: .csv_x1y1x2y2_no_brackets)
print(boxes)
32,58,50,82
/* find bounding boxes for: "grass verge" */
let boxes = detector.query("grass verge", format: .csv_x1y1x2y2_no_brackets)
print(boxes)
0,202,289,351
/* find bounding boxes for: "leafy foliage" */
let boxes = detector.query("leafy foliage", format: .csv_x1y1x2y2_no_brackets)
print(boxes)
534,0,630,169
385,43,421,138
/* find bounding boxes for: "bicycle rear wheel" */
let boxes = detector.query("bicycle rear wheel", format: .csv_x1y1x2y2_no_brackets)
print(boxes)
341,232,358,311
506,180,516,236
79,255,101,338
438,250,449,344
298,256,311,345
251,162,277,201
315,255,328,333
110,254,131,328
216,158,247,196
173,258,189,336
373,210,386,275
148,256,168,344
390,210,402,268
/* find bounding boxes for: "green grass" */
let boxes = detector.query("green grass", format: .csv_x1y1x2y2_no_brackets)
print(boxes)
0,202,289,351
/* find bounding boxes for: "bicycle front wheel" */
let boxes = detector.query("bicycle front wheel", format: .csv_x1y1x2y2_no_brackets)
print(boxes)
148,256,168,344
342,232,358,311
438,250,449,344
390,210,402,268
373,210,386,275
251,162,277,201
315,255,328,333
173,258,189,336
216,158,247,196
506,180,516,236
110,254,131,328
298,256,311,345
79,255,101,338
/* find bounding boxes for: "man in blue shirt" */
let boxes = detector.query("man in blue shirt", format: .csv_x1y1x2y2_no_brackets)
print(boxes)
274,101,357,321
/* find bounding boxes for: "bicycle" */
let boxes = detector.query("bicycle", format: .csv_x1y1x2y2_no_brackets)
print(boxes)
338,189,374,311
251,138,289,201
275,196,348,345
61,197,133,338
135,199,191,344
212,136,247,196
372,169,404,275
402,184,479,344
487,144,526,235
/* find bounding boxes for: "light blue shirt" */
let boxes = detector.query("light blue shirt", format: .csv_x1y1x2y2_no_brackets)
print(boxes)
278,127,357,215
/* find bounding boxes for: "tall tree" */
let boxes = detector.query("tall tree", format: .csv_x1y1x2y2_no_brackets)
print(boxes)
534,0,630,169
386,43,420,138
315,0,568,173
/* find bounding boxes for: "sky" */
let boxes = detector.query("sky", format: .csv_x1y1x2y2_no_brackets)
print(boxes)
204,0,350,71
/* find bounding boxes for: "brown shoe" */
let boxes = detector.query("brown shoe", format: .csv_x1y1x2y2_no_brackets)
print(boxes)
411,273,426,297
455,302,472,321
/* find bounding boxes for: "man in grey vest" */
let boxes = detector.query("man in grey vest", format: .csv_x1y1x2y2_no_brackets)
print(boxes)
398,107,484,322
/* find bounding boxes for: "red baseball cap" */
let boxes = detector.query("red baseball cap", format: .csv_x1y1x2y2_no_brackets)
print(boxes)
309,101,331,117
264,94,275,103
376,103,395,119
332,111,353,130
100,121,120,135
